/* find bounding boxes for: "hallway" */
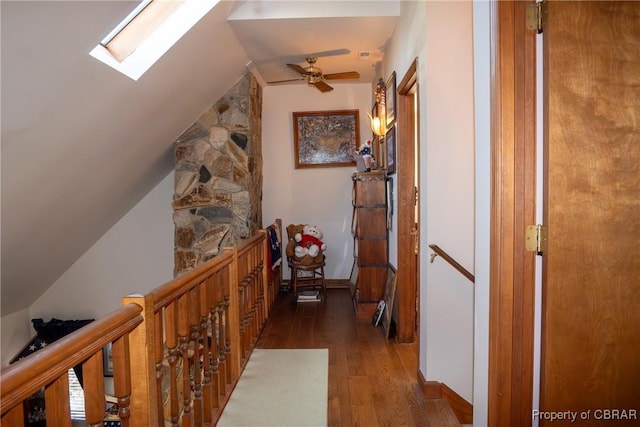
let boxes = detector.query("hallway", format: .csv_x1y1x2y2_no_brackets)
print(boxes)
255,288,461,427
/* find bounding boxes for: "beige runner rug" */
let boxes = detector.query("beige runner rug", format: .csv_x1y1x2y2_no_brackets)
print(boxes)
217,349,328,427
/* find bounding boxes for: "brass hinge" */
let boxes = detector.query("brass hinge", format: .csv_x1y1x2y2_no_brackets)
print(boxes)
526,1,547,34
525,224,547,255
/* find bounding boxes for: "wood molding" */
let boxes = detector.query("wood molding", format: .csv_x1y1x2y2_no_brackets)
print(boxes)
395,58,419,343
418,373,473,424
488,0,537,426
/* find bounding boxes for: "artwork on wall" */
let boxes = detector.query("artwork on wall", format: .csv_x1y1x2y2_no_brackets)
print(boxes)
385,125,396,175
292,109,359,168
385,71,397,128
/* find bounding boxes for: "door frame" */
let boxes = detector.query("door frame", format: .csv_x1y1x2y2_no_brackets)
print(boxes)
488,1,537,425
396,58,419,343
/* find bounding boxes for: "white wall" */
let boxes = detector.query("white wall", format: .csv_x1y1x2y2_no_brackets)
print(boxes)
382,0,476,404
1,308,32,367
28,172,175,321
261,83,373,280
424,0,475,404
473,1,492,424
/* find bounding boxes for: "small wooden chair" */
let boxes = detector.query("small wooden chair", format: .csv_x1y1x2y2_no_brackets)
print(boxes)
289,256,327,295
285,224,327,295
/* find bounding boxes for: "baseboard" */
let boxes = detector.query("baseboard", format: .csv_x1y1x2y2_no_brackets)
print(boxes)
418,372,473,424
326,279,349,288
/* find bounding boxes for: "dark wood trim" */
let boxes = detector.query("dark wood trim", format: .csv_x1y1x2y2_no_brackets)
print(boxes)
488,1,537,426
395,58,419,343
418,373,474,424
428,244,475,283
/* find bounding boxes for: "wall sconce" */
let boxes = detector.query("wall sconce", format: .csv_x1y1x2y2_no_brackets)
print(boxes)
368,77,387,137
368,113,386,137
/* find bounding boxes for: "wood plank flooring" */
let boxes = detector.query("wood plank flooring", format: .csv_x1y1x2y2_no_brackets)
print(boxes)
255,288,462,427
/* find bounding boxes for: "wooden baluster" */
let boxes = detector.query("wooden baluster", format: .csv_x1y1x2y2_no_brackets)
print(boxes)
200,280,213,423
225,247,241,383
252,252,259,344
248,253,256,347
165,303,180,427
45,373,71,426
223,291,233,385
237,276,246,364
261,230,271,316
83,350,106,427
177,293,193,427
2,403,25,427
189,286,203,427
254,248,262,332
239,278,248,362
241,255,251,355
112,336,132,427
258,260,266,327
217,296,227,396
154,312,165,425
209,274,221,407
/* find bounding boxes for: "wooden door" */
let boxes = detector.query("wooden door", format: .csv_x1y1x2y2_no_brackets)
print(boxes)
541,2,640,424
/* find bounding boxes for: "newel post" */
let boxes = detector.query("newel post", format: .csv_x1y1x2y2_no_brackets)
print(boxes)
121,293,159,427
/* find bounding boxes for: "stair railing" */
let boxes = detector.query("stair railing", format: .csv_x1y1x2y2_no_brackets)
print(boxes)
1,227,276,427
428,244,475,283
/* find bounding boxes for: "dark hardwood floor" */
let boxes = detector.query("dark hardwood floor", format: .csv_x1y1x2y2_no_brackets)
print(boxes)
255,288,461,427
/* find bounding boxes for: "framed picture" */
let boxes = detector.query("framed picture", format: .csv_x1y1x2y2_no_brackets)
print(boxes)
385,125,396,175
382,264,397,339
372,300,385,327
385,71,397,127
103,342,113,377
292,109,359,168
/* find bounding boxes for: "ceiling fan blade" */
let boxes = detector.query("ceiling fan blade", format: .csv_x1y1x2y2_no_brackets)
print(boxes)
313,80,334,92
324,71,360,80
287,63,309,75
267,78,305,84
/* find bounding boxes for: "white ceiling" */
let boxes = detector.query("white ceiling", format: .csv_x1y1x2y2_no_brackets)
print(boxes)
0,0,399,315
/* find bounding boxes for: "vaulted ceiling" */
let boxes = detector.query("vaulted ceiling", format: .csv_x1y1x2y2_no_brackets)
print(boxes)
0,1,399,315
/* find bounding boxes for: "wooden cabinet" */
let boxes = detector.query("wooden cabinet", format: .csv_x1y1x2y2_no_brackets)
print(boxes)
350,171,388,319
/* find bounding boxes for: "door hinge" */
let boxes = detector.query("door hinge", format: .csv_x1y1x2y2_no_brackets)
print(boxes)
526,224,547,255
526,1,547,34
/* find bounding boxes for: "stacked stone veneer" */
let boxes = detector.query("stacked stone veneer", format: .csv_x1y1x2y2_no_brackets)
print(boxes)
172,73,263,276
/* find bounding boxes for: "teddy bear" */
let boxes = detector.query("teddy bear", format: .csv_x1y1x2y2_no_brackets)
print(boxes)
294,224,327,258
285,223,325,265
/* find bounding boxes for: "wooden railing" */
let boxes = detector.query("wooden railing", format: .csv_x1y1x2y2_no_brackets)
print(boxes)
0,304,144,426
1,228,279,427
428,244,475,283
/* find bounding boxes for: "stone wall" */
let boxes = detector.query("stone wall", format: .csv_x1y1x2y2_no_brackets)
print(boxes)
172,73,262,275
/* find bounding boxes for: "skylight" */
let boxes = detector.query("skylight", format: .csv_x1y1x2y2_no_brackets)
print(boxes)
90,0,220,81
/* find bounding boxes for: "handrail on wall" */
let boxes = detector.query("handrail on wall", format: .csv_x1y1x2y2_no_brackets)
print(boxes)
428,244,475,284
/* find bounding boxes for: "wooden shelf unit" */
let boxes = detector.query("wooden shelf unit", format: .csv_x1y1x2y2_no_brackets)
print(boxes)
351,170,388,319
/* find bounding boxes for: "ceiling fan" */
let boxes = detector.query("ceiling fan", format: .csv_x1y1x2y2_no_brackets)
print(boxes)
267,57,360,92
